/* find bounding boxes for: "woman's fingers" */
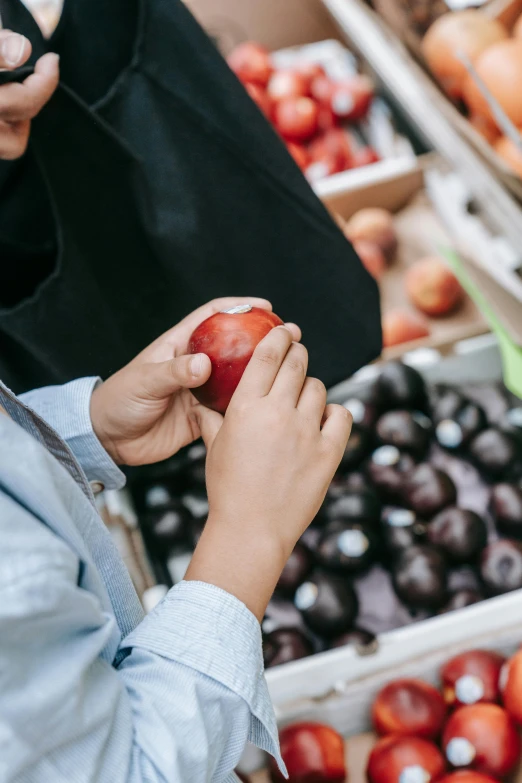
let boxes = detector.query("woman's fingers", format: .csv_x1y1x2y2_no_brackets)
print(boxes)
0,52,59,122
321,404,353,465
297,376,327,422
0,31,31,69
231,326,294,403
269,342,309,407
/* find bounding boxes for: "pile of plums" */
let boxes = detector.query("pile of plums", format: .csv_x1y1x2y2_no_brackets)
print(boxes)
226,40,381,183
129,359,522,670
260,646,522,783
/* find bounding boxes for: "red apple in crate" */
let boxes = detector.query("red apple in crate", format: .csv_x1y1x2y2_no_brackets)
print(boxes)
188,305,283,413
352,146,381,167
330,75,375,122
500,648,522,724
438,772,500,783
442,704,520,778
368,735,446,783
268,70,310,101
353,241,386,281
383,310,430,348
270,722,346,783
227,41,273,87
274,96,319,142
406,257,464,317
286,142,310,170
441,650,506,708
373,678,447,739
245,83,272,118
344,208,397,261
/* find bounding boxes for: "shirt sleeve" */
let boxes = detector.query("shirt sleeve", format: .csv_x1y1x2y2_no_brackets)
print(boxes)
19,377,125,490
0,489,284,783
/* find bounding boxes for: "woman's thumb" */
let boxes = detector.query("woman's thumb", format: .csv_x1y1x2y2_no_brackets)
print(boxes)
190,404,223,449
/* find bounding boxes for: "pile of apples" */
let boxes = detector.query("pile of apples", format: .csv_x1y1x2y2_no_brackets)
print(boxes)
336,207,464,349
226,41,381,182
422,9,522,177
261,646,522,783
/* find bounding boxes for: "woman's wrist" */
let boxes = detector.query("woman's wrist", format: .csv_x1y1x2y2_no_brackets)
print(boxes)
185,516,288,622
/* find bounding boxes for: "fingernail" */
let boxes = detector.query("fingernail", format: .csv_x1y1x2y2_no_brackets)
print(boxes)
2,34,26,67
190,354,205,377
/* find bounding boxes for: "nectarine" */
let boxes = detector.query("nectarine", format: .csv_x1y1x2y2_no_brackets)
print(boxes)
345,208,397,262
406,257,463,317
382,310,430,348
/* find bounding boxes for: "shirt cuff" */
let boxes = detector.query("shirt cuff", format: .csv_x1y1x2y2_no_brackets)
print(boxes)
19,377,125,490
120,580,286,775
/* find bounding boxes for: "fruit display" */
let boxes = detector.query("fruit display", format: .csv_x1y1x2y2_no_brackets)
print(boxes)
226,39,411,185
421,9,522,179
129,356,522,675
259,644,522,783
332,175,483,353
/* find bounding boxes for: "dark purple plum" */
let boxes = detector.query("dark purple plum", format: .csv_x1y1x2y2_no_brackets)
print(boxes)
294,571,359,637
392,545,448,610
427,507,488,563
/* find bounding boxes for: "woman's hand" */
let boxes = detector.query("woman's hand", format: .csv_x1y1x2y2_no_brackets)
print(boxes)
0,31,59,160
90,297,300,466
186,326,352,620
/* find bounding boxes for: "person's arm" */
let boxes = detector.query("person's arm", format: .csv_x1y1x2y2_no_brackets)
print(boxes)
0,31,59,160
0,485,281,783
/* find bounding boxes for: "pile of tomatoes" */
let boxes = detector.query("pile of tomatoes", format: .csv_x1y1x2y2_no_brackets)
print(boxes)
227,41,380,182
248,646,522,783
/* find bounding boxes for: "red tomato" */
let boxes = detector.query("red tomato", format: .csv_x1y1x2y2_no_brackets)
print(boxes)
311,74,336,104
286,142,310,170
352,146,381,167
295,61,327,84
267,69,310,101
227,41,273,87
317,103,339,132
274,96,319,142
330,75,375,121
245,83,272,118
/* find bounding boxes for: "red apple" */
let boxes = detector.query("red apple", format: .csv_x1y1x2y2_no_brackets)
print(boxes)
245,83,272,118
382,310,430,348
406,257,464,317
438,772,499,783
330,75,375,122
441,650,506,708
442,704,520,778
286,141,310,170
268,70,310,101
270,722,346,783
500,648,522,724
353,240,386,281
368,735,446,783
188,305,283,413
274,96,320,142
352,146,381,167
373,678,447,739
227,41,273,87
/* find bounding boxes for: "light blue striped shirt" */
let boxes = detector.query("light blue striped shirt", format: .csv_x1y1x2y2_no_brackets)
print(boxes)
0,377,284,782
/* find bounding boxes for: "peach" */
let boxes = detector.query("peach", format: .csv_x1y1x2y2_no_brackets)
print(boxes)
345,208,397,262
406,257,464,317
382,309,430,348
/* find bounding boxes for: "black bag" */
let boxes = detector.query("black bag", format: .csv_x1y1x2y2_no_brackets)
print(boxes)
0,0,381,393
